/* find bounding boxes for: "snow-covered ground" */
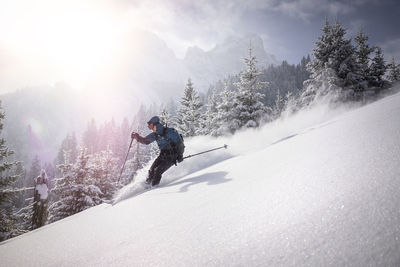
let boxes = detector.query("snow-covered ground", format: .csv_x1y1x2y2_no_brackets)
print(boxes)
2,92,400,266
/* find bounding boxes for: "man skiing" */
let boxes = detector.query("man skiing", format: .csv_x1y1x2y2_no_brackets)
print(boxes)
131,116,184,187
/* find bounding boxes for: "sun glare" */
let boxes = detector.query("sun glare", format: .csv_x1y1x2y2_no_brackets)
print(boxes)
1,0,135,89
1,0,157,119
36,10,125,84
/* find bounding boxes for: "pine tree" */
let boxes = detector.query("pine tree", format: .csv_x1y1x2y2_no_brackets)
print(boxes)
259,57,309,107
273,90,284,119
82,119,98,155
21,157,37,211
14,162,26,208
69,133,78,163
49,149,102,223
98,119,117,152
215,81,237,135
307,19,361,98
387,57,400,82
354,29,374,89
14,164,32,232
283,91,297,115
369,46,387,88
16,197,34,232
26,155,41,188
176,79,203,137
160,107,172,127
89,149,119,201
202,88,219,135
232,44,268,129
166,98,178,118
43,162,55,182
18,167,49,232
0,102,21,241
55,133,76,179
297,55,312,87
308,19,334,73
330,20,361,91
301,65,342,105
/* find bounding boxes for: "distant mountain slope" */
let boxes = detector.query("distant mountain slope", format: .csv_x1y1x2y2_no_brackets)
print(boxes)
184,33,279,92
2,91,400,266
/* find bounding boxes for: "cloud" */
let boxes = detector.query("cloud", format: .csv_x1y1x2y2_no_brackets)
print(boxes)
269,0,379,22
118,0,249,56
346,19,368,38
379,38,400,61
118,0,382,51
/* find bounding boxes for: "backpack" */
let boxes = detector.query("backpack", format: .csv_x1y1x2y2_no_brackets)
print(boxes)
162,127,185,163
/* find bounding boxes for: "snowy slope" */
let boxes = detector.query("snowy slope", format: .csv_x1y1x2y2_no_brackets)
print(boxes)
2,92,400,266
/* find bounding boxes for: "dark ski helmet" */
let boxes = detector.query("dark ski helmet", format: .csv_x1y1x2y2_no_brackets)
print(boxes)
147,116,160,125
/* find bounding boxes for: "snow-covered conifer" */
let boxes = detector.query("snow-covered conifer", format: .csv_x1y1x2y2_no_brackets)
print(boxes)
16,198,34,232
0,103,21,241
306,19,361,100
98,119,117,152
232,44,268,129
202,88,219,135
166,98,178,118
49,149,102,223
354,29,374,89
89,149,119,201
273,90,284,119
307,19,336,75
176,79,203,137
18,156,40,225
301,64,342,105
282,91,297,115
82,119,98,155
160,107,172,127
215,82,237,136
386,57,400,83
56,133,78,165
369,46,387,88
26,155,41,188
330,20,361,91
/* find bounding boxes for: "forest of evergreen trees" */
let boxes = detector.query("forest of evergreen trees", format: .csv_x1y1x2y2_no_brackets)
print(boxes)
1,19,400,241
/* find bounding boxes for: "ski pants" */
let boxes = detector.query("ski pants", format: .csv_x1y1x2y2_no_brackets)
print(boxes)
148,150,176,186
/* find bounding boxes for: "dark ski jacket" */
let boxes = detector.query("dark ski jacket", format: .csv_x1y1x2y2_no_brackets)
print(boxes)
135,124,171,151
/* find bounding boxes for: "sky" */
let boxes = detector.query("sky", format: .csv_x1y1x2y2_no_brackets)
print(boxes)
0,0,399,94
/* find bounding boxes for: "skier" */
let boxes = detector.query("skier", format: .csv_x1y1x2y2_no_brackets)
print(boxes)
131,116,184,187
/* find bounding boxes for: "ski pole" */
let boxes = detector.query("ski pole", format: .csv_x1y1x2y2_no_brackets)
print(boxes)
118,137,134,183
183,144,228,160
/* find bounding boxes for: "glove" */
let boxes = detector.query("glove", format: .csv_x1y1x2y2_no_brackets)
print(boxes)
131,132,139,140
